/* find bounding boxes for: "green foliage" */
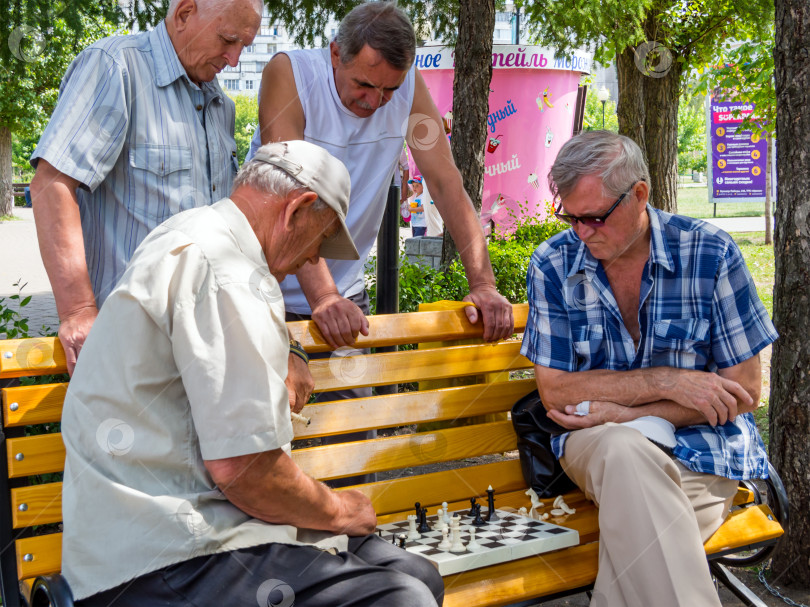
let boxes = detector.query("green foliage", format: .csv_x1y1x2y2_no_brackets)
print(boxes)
677,94,707,172
0,279,32,339
230,94,260,164
366,207,568,313
583,90,619,132
693,35,776,138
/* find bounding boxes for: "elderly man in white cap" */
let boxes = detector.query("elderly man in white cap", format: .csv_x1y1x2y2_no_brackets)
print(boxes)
59,141,444,607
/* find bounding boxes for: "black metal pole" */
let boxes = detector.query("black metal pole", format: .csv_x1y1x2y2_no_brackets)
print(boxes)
601,100,606,128
374,179,400,396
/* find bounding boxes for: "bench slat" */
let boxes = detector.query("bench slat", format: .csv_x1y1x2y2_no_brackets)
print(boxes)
6,434,65,478
289,304,529,353
297,379,534,438
704,504,784,555
2,383,68,427
310,342,530,392
16,534,62,579
444,541,600,607
293,421,518,481
12,482,62,528
0,338,66,378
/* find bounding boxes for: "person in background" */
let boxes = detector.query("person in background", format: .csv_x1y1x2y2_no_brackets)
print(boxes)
408,175,427,237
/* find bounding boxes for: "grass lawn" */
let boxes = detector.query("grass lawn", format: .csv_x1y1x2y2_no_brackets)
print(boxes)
730,231,774,445
676,186,768,219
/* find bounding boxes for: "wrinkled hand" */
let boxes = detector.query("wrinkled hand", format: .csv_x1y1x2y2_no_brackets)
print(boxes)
463,285,513,342
547,400,629,430
57,306,98,376
311,293,370,349
332,489,377,536
654,368,749,426
286,353,314,413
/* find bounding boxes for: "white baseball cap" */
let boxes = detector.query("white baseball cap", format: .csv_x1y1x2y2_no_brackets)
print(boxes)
250,141,359,260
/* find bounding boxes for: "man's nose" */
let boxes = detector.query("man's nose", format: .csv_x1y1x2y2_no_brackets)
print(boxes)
225,46,242,67
574,221,597,240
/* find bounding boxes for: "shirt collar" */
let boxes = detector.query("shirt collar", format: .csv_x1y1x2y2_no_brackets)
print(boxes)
566,203,674,278
212,198,268,269
149,21,226,102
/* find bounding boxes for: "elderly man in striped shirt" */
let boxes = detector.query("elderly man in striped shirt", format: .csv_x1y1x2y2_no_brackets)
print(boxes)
521,130,777,607
29,0,261,375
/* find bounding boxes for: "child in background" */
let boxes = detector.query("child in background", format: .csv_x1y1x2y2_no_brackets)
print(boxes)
408,176,427,237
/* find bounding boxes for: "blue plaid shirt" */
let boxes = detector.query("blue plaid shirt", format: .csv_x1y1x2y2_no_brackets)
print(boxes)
520,205,778,480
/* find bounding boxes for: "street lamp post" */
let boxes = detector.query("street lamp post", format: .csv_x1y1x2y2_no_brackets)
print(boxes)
597,86,610,129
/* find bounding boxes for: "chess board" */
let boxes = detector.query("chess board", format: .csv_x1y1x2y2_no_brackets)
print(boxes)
376,508,579,575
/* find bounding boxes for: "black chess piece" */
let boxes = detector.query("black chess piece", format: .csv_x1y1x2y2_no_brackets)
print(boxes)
472,503,486,526
486,487,499,522
417,507,431,534
468,497,478,517
398,533,407,549
414,502,421,520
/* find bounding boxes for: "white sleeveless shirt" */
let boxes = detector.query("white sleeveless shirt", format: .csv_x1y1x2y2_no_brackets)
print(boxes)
247,48,416,313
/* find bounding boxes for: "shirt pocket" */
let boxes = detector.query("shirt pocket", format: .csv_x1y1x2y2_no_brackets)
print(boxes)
128,144,193,224
651,318,710,369
572,324,605,370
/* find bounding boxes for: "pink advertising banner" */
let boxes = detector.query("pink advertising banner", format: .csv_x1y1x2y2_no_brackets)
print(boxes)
413,45,592,233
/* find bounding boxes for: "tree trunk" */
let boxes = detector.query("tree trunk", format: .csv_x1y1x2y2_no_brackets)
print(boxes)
616,45,646,159
441,0,494,269
764,130,772,245
0,125,12,217
771,0,810,588
642,62,682,213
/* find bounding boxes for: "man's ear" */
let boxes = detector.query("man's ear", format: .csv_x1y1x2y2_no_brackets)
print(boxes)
330,41,342,69
283,191,319,227
171,0,197,32
635,181,650,206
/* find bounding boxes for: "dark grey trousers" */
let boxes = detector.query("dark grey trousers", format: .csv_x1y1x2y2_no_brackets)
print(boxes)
76,534,444,606
286,290,376,487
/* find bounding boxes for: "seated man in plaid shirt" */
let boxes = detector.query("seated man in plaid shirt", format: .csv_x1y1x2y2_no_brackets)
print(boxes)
521,131,777,607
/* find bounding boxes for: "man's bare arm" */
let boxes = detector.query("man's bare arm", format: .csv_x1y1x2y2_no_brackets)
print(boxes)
534,356,758,427
408,71,513,342
30,160,98,375
205,448,376,536
258,53,306,143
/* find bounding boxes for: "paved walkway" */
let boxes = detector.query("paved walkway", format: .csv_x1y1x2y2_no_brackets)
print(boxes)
0,207,774,336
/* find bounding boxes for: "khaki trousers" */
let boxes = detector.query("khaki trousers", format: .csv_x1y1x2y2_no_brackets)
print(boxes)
560,423,739,607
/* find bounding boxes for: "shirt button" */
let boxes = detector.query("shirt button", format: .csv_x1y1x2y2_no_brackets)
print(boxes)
196,104,202,111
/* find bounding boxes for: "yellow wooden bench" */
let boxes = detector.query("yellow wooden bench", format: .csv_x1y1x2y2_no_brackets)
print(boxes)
0,304,788,607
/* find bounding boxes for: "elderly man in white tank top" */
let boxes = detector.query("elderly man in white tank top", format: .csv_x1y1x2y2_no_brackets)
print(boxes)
248,2,513,348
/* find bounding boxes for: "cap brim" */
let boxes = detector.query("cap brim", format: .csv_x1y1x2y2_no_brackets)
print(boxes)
318,214,359,260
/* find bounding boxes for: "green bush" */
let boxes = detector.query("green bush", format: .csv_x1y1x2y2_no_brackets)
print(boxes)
366,204,568,313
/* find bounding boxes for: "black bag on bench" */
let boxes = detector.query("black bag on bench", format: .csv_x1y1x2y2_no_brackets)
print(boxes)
512,390,578,498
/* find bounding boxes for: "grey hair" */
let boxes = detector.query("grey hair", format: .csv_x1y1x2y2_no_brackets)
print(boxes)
167,0,262,19
234,143,327,210
548,131,651,203
335,2,416,71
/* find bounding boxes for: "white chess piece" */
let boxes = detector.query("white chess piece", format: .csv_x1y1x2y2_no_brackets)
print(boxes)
525,488,544,520
442,502,451,525
437,527,452,551
449,523,466,553
433,508,446,531
407,514,421,540
518,507,528,516
467,527,483,552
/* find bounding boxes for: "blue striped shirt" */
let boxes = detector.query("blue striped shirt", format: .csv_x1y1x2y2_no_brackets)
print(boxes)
31,21,239,306
520,205,778,480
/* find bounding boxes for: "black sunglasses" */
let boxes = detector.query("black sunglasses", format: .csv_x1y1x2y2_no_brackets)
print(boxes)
555,181,639,228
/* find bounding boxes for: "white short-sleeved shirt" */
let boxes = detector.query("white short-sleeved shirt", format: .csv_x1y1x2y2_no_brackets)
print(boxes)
61,199,347,600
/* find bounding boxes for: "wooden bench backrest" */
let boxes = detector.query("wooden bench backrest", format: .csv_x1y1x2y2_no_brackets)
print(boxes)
0,305,534,585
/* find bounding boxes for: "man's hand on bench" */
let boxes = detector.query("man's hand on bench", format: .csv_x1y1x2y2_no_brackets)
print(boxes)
286,353,314,413
311,292,370,348
463,285,514,342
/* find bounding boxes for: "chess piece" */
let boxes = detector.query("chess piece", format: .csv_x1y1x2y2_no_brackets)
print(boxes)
398,533,407,548
486,485,499,522
526,488,544,520
518,506,528,517
467,526,483,552
437,527,452,551
472,503,486,526
468,497,478,517
418,507,431,534
442,502,450,525
414,501,422,520
434,508,446,531
449,522,466,553
407,514,421,540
